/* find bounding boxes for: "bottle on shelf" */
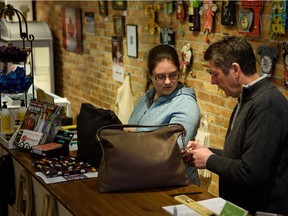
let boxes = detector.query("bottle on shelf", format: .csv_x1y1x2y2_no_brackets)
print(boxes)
18,99,27,124
1,101,11,132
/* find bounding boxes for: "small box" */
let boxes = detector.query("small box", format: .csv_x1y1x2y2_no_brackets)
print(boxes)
31,142,69,158
31,130,73,158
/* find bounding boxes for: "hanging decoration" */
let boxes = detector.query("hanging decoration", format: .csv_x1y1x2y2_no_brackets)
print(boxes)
256,45,278,77
239,0,263,37
221,0,236,26
145,4,161,35
180,43,193,80
283,42,288,86
270,0,286,36
160,28,175,46
163,1,174,15
176,0,186,21
188,0,200,31
163,1,174,25
199,0,217,43
162,2,175,45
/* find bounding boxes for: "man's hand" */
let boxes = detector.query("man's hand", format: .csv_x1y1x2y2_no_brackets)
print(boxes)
182,141,213,169
191,147,214,169
181,141,203,166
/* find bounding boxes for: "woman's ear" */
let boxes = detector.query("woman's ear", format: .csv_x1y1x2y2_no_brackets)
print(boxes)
145,73,153,91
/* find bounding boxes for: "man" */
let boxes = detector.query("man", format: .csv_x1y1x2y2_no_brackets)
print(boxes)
34,111,49,133
183,35,288,215
21,112,36,130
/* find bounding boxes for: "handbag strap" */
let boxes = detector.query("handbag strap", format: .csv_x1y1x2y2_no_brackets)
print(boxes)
96,123,187,148
96,123,185,135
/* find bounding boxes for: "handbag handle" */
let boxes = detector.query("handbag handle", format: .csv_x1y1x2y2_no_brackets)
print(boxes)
96,123,187,148
97,123,184,134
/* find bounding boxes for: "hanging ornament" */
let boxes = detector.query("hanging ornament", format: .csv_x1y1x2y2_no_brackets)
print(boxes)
199,0,217,43
257,45,278,78
164,1,174,25
199,0,217,35
180,43,193,79
164,1,173,14
270,0,286,36
221,0,236,26
160,28,175,46
176,0,186,21
145,4,161,35
239,0,263,37
189,0,200,31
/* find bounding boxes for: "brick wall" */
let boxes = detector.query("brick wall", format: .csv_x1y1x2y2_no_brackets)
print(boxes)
34,1,288,196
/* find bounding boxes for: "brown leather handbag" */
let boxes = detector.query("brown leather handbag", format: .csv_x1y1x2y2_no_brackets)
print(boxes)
96,123,189,192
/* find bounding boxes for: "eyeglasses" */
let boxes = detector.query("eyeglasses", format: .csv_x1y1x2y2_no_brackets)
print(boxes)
153,72,179,82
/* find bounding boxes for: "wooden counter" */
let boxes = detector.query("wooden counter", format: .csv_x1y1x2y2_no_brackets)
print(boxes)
0,136,215,216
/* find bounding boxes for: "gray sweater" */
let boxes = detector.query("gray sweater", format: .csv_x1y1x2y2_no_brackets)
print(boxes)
207,77,288,215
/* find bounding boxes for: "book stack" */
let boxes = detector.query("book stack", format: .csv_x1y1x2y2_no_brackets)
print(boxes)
13,100,62,149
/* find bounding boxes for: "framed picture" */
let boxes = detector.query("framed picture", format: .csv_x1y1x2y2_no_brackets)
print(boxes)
99,0,108,16
113,15,125,36
112,36,124,82
84,12,95,35
126,25,138,58
61,7,83,54
112,0,127,10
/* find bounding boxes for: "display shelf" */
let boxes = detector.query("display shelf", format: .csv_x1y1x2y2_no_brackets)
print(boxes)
0,4,35,106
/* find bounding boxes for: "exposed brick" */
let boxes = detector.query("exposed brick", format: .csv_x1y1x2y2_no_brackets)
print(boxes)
34,1,288,196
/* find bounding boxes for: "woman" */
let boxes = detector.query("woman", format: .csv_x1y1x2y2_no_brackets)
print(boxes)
128,44,201,185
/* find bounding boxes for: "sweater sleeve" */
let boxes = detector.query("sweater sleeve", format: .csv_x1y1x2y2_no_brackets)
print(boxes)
206,108,284,186
209,148,223,156
170,93,201,148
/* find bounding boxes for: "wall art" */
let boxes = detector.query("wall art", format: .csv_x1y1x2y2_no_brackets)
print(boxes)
112,0,127,10
113,15,125,36
61,7,83,54
112,36,124,82
99,0,108,16
126,25,138,58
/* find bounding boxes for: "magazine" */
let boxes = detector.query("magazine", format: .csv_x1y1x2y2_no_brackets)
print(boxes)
13,101,61,148
18,130,43,148
37,104,62,144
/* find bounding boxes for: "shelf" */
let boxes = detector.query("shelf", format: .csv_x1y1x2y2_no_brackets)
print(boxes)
0,4,35,103
0,44,30,62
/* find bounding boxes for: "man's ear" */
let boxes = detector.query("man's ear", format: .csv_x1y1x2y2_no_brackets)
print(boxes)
231,63,241,80
231,62,240,73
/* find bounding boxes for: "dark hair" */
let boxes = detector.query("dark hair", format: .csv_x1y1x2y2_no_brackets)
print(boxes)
42,111,48,117
145,44,180,90
147,44,180,75
204,35,256,75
